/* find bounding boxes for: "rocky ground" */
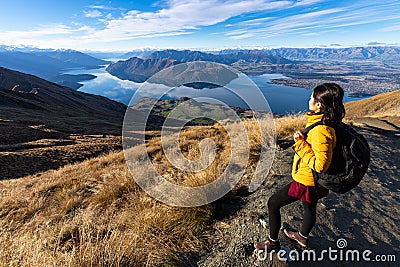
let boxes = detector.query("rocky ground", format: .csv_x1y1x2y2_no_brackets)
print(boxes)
198,124,400,267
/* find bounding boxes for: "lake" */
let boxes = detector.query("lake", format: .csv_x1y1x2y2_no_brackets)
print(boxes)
65,66,365,114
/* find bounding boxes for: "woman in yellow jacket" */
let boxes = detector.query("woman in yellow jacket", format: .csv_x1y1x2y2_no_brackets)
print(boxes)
255,83,346,251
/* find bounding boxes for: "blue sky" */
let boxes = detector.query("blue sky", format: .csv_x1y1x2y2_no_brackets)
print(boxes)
0,0,399,51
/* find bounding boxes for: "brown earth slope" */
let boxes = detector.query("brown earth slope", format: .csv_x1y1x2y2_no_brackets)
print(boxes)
0,67,127,143
0,67,127,179
344,90,400,131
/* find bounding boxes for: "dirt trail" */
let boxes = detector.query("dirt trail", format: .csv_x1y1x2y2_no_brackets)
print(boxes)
198,125,400,267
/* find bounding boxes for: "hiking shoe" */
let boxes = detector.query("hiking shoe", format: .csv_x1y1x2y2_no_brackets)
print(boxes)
254,237,281,251
283,229,307,247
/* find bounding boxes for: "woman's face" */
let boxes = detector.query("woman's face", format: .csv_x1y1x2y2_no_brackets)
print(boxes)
309,93,321,112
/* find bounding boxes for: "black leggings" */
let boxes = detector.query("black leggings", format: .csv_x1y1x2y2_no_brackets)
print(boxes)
267,183,317,240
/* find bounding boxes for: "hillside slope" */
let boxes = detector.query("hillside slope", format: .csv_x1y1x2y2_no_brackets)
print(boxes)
1,85,398,266
0,110,398,266
0,67,126,143
0,122,238,266
199,124,400,266
345,90,400,130
0,67,127,179
345,90,400,118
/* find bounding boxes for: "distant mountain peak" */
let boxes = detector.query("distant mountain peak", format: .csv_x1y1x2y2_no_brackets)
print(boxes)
0,48,109,89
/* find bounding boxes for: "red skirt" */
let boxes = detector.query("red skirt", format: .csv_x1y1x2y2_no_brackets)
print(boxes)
288,180,329,203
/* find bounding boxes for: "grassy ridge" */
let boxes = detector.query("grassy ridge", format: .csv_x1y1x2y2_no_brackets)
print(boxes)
345,90,400,118
0,115,305,266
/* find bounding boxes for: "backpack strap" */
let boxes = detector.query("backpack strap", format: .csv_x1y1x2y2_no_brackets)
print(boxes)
301,121,323,135
301,121,339,135
302,120,340,193
300,120,328,194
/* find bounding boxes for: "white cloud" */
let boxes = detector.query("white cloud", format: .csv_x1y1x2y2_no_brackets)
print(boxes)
379,24,400,32
0,24,95,48
0,0,399,50
84,10,103,18
293,0,325,7
0,24,78,39
225,1,400,40
229,33,255,39
88,5,121,10
234,17,274,26
225,7,344,39
82,0,294,41
88,5,108,10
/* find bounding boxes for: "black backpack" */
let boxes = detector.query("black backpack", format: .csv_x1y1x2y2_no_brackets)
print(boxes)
302,121,370,194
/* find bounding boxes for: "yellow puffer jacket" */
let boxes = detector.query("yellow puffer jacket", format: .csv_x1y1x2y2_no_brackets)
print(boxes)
292,112,336,186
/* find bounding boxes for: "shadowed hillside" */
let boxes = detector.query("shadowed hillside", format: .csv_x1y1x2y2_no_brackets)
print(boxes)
0,67,126,179
0,67,126,143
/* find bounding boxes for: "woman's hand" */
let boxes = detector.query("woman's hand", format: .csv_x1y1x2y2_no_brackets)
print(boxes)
293,130,304,142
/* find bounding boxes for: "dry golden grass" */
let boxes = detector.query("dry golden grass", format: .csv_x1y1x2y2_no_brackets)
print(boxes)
344,90,400,130
0,115,306,266
145,124,232,188
345,90,400,119
274,113,307,139
0,150,213,266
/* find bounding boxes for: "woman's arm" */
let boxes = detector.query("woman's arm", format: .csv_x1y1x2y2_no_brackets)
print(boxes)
293,126,335,172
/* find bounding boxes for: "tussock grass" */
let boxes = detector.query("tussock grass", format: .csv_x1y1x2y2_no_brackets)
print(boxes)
274,113,307,139
0,115,304,266
0,150,213,266
146,124,232,188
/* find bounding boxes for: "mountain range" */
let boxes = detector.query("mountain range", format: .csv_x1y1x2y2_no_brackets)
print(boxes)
106,49,292,84
2,45,400,96
115,46,400,61
0,47,108,89
106,57,179,83
2,45,400,89
105,46,400,85
265,46,400,61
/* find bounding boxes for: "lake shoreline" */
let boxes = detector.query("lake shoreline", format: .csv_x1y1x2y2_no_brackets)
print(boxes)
64,66,368,114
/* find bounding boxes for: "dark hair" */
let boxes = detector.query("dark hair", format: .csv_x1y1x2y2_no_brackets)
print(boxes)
313,83,345,124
